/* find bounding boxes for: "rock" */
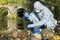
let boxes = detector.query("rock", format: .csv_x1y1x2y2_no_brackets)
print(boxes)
41,28,54,38
53,35,60,40
30,33,42,40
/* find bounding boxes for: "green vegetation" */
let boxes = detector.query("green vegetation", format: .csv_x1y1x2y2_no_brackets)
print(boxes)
0,7,8,32
7,13,17,19
0,0,28,6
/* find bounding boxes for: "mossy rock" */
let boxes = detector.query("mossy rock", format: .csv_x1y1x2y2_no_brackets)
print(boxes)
41,28,55,37
7,13,17,20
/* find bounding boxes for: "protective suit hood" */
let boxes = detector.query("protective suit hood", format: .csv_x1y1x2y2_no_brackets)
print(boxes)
34,1,45,10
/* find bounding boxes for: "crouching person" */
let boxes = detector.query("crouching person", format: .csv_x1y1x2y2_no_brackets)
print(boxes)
24,1,57,34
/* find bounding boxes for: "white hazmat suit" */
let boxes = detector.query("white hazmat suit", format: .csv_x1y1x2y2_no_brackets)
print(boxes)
28,1,57,31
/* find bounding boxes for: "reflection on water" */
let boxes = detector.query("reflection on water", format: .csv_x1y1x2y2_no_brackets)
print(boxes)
0,18,7,30
0,7,8,31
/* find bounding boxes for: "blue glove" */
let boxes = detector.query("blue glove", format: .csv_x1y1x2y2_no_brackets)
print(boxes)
33,29,40,34
24,12,29,20
27,24,35,28
33,29,42,34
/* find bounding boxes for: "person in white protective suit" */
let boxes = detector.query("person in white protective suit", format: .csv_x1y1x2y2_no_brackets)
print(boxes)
24,1,57,34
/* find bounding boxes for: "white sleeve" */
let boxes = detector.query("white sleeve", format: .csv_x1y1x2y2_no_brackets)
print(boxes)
28,13,34,22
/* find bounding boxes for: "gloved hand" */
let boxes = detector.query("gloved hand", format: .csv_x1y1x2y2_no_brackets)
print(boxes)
24,12,29,20
33,29,42,34
27,24,35,28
